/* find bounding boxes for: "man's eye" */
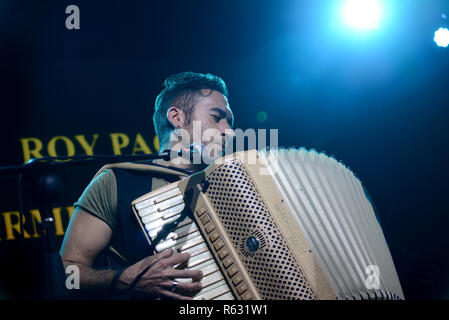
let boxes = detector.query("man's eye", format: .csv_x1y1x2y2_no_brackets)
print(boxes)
211,115,220,121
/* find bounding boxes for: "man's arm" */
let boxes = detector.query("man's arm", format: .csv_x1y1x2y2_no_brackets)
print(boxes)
60,208,117,292
60,208,203,299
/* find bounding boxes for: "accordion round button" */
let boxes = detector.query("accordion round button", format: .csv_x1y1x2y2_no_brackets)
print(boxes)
246,236,260,253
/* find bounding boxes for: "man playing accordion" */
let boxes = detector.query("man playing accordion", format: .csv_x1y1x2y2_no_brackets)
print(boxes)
60,71,235,299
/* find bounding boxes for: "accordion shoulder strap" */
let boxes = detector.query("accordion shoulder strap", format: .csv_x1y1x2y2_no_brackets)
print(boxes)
93,162,189,179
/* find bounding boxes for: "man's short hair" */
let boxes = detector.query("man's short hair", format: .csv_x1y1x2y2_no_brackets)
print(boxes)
153,71,228,145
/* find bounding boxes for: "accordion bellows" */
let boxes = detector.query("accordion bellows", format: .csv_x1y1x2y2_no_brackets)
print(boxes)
132,148,404,300
259,148,404,299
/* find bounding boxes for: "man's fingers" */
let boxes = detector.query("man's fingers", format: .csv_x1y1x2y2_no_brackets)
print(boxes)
160,280,202,293
169,268,203,281
140,249,174,268
175,281,203,293
156,248,175,259
161,251,192,268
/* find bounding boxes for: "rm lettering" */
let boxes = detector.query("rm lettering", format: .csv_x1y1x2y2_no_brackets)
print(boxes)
0,207,75,241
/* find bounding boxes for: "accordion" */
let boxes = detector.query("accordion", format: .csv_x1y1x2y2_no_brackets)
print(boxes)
131,149,404,300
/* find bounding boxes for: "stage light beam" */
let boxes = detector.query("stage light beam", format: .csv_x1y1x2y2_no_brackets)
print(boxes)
434,27,449,47
341,0,382,31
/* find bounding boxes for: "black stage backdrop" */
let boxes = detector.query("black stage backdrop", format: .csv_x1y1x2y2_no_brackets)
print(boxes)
0,0,448,299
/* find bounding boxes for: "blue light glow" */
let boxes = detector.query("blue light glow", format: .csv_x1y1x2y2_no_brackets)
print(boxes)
341,0,382,31
434,27,449,47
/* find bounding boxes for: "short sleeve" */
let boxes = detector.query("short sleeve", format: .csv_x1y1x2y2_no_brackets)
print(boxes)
74,169,117,230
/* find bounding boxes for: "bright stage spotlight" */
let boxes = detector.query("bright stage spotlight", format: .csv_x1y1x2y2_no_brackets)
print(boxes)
341,0,382,31
434,27,449,47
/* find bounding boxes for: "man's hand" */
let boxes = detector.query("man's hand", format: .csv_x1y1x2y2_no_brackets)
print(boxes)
117,248,203,300
61,209,202,300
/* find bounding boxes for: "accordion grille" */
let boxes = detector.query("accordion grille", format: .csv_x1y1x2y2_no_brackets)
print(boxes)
205,159,317,300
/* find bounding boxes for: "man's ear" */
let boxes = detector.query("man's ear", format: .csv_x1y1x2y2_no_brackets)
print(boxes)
166,106,186,128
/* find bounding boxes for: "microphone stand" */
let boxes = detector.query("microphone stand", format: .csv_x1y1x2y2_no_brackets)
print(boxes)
0,152,172,299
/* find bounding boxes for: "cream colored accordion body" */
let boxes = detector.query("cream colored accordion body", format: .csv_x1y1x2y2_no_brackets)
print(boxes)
131,149,404,300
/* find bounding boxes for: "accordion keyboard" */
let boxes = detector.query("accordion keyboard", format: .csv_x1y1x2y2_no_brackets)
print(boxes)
134,185,235,300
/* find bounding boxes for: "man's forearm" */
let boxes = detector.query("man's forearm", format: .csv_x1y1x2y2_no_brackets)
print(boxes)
63,261,118,294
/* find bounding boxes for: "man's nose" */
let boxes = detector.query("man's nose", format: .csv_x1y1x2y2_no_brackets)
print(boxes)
223,127,235,140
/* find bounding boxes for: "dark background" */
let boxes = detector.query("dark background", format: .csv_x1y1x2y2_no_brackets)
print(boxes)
0,0,448,299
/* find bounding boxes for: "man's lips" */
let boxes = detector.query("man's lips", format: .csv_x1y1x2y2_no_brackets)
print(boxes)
203,140,226,149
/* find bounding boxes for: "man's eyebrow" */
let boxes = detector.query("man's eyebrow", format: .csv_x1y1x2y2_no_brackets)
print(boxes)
210,107,234,127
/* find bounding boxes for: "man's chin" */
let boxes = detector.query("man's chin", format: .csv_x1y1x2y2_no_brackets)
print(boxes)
202,143,225,164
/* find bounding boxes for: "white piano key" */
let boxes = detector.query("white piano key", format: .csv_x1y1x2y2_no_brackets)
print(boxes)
161,238,208,257
191,260,219,277
155,232,203,252
176,234,204,251
161,203,186,220
188,251,213,268
141,203,185,224
147,217,194,239
153,221,198,242
194,280,229,300
155,238,176,252
156,194,184,211
213,292,234,300
201,270,224,287
148,226,162,240
145,214,181,231
171,233,203,251
134,188,181,211
137,205,158,217
138,195,185,219
153,188,182,204
194,279,225,297
135,199,155,211
170,220,197,239
181,242,209,257
146,211,195,232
